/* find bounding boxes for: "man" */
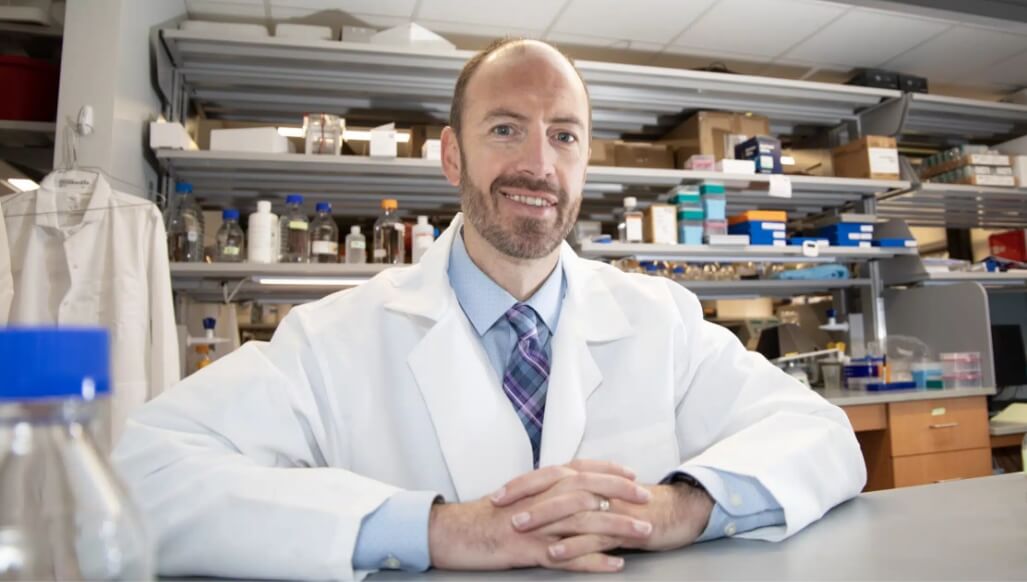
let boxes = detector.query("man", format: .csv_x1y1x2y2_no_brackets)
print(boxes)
113,38,865,580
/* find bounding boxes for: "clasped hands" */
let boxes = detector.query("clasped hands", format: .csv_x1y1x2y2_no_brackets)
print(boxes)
428,460,714,573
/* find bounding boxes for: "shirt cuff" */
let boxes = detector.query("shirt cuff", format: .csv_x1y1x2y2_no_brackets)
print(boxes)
352,490,439,572
663,467,785,543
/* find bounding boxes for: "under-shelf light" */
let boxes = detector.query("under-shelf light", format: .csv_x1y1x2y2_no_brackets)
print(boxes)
252,276,370,287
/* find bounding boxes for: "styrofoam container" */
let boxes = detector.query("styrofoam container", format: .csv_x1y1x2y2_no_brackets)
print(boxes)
149,121,198,151
275,23,333,40
180,20,269,37
210,127,290,153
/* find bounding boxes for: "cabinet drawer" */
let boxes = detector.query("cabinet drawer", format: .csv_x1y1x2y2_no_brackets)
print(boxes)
843,404,887,432
888,397,989,457
891,448,992,488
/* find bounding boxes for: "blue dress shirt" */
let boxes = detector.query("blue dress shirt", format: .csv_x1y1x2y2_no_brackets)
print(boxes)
352,230,784,571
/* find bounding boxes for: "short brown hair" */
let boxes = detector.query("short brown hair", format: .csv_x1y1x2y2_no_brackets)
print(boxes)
448,37,591,137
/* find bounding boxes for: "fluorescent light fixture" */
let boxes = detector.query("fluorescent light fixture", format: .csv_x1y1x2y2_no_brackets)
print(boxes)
276,127,412,143
6,178,39,192
253,276,370,287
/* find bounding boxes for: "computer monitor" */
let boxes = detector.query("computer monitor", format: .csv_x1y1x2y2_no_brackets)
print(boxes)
991,324,1027,388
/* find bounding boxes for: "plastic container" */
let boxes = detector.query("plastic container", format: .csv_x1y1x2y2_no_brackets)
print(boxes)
247,200,279,264
0,56,60,121
373,199,405,264
701,193,727,221
911,361,944,389
345,225,367,264
703,219,728,237
412,216,434,264
0,328,154,579
165,182,205,263
310,202,339,263
679,223,704,245
279,194,311,263
941,352,982,388
304,113,344,155
215,208,245,262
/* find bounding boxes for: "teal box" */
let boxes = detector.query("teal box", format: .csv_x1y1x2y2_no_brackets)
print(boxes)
700,183,726,195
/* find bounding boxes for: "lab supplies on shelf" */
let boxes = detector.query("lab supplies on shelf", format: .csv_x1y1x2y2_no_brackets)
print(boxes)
165,181,205,263
279,194,311,263
373,199,405,264
618,197,643,243
345,226,367,264
215,209,245,262
247,200,279,264
412,216,435,264
303,113,344,155
310,202,339,264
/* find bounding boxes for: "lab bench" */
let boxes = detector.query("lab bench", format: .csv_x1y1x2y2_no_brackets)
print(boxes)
820,387,997,490
366,474,1026,581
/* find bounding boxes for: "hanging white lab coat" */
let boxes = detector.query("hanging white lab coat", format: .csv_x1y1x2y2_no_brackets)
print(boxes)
113,213,865,581
0,171,180,445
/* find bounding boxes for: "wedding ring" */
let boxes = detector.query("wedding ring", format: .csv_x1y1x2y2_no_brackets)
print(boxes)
597,497,611,512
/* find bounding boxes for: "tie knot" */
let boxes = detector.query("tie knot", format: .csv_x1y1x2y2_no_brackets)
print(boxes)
505,303,543,340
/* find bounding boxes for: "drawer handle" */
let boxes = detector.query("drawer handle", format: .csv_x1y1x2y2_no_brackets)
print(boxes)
929,422,960,429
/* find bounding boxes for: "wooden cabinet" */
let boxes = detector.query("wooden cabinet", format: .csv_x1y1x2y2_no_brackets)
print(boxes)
847,396,992,491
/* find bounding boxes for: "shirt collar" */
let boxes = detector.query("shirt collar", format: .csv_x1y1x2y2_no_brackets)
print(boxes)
447,228,565,337
36,170,111,230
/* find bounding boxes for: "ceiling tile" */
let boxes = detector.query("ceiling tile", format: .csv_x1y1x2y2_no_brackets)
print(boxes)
545,32,662,52
882,25,1027,80
663,43,774,64
187,0,267,19
414,19,540,40
782,9,950,68
649,52,769,75
963,49,1027,87
551,0,717,44
416,0,564,31
674,0,846,57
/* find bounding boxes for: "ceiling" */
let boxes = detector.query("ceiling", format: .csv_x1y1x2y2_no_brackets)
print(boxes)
184,0,1027,96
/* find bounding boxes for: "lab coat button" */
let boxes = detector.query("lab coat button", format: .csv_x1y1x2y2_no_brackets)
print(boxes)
729,493,743,508
724,522,737,536
383,556,401,569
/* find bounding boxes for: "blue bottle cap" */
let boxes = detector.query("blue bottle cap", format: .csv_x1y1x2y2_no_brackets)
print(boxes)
202,317,217,331
175,182,193,194
222,209,240,220
316,202,331,213
286,194,303,205
0,328,111,401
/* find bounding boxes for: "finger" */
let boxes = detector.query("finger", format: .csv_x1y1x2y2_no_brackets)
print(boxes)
536,509,653,541
549,472,651,505
547,534,622,564
565,459,636,481
490,465,576,506
511,476,651,531
545,549,625,573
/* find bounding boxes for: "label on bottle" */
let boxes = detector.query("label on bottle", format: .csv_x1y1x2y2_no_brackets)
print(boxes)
222,246,240,256
625,216,643,243
187,231,199,242
350,240,367,250
312,241,338,255
288,221,309,231
373,249,387,259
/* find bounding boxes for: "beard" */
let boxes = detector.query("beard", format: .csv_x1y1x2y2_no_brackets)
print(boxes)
459,160,581,260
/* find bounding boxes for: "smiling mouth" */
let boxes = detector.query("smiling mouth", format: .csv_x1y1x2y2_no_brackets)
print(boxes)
499,190,557,208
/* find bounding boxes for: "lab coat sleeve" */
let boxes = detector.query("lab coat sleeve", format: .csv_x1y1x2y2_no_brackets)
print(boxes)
147,209,180,398
112,310,401,581
0,199,12,323
668,283,866,542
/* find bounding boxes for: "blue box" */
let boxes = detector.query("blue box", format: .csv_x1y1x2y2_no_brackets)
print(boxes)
679,225,703,245
874,238,917,248
734,136,782,174
818,223,874,237
702,197,727,220
789,237,829,246
699,183,725,195
729,221,786,246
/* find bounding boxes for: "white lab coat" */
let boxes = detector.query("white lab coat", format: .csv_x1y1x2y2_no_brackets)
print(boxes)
0,171,180,446
114,213,865,581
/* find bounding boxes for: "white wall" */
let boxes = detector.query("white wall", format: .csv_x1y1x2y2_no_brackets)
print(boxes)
54,0,186,199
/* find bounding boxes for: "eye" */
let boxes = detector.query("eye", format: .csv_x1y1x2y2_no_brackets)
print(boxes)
491,125,514,137
555,131,577,144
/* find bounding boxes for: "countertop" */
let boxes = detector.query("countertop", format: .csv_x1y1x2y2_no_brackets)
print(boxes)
816,386,996,406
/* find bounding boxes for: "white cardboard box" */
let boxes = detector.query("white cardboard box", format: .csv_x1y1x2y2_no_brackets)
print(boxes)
421,139,441,160
149,122,197,151
210,127,290,154
716,159,756,174
370,123,398,158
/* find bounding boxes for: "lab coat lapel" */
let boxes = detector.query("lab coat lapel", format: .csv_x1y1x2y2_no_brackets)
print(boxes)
390,215,532,501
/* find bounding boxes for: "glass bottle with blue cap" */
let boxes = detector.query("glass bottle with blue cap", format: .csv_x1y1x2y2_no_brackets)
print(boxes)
0,328,153,580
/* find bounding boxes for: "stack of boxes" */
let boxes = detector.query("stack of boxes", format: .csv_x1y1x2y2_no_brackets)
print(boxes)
701,182,728,242
667,185,704,245
728,211,787,246
811,215,875,248
920,145,1015,187
733,136,782,174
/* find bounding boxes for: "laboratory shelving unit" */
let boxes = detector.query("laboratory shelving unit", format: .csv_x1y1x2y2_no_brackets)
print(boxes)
151,27,1027,348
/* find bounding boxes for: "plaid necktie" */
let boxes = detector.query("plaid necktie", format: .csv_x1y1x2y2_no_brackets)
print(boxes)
502,303,550,467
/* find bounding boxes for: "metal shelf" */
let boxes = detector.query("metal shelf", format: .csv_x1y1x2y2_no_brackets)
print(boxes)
158,29,897,137
171,262,393,302
0,120,56,147
576,241,914,262
919,271,1027,287
903,94,1027,143
673,278,871,299
156,150,909,219
876,182,1027,229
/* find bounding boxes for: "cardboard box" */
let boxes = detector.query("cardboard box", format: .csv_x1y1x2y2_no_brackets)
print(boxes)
831,136,899,180
659,111,771,162
716,159,756,174
643,204,677,244
782,148,834,176
421,139,441,160
589,139,617,166
210,127,290,154
411,125,444,159
614,142,673,169
344,126,413,157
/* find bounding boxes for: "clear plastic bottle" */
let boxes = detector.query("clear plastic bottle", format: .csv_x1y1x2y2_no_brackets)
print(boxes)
309,202,339,263
412,215,435,264
215,209,245,263
165,182,205,262
0,328,153,580
373,199,405,264
279,194,310,263
345,225,367,264
618,196,643,243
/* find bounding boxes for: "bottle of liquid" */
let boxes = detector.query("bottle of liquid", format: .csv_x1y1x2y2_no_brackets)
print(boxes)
412,215,435,264
194,317,218,372
0,328,154,580
247,200,279,264
279,194,310,263
618,196,643,243
345,225,367,264
165,181,205,262
373,199,405,264
215,209,245,262
309,202,339,263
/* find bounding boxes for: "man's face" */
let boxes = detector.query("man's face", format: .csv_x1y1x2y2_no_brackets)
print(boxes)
441,43,590,260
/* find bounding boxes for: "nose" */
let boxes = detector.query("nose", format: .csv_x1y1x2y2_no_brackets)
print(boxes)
516,126,557,182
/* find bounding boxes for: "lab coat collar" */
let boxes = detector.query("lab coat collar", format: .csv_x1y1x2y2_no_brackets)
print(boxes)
393,213,634,500
35,170,111,231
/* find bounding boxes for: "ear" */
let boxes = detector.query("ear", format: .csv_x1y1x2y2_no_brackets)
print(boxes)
441,126,462,187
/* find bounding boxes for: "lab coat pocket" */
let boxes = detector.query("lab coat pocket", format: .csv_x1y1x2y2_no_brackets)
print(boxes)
577,420,679,482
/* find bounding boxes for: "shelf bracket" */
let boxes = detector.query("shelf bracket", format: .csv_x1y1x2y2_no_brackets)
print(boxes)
856,93,911,139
